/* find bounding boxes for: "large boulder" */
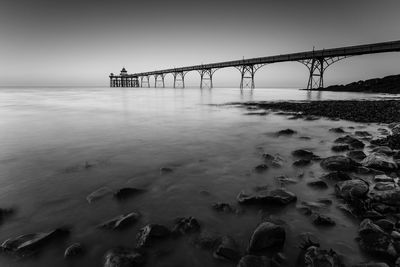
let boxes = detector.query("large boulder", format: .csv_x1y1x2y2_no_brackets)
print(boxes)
320,156,359,171
104,247,144,267
335,179,369,200
238,189,297,205
362,152,398,171
248,222,285,253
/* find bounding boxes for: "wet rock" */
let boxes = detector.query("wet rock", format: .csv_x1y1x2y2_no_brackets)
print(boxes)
335,179,369,200
194,230,220,250
347,150,367,161
375,219,394,232
172,217,200,235
318,198,333,205
99,212,140,230
160,167,174,174
355,131,372,138
329,127,346,133
237,255,270,267
374,174,394,183
237,189,297,205
64,243,84,258
372,146,394,156
213,235,241,262
371,134,400,150
369,188,400,207
307,180,328,189
374,182,395,191
212,202,237,213
1,228,70,255
254,164,269,172
277,129,297,136
320,171,352,181
332,144,350,152
334,135,365,149
276,175,297,185
262,153,275,161
393,125,400,135
301,246,345,267
136,224,171,248
293,159,311,167
104,247,144,267
311,213,336,226
248,222,285,253
292,149,316,159
113,188,144,200
358,219,396,258
320,156,360,171
362,152,398,171
87,187,113,203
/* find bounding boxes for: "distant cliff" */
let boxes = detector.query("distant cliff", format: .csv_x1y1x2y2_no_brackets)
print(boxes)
315,74,400,94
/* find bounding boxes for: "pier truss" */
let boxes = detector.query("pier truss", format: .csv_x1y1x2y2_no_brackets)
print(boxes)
110,40,400,90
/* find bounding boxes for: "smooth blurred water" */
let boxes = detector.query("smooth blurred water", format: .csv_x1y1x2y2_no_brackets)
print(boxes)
0,86,398,267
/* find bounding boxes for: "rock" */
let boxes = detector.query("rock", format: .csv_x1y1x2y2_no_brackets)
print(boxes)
375,219,394,232
372,146,394,156
358,219,396,258
213,236,241,262
293,159,311,167
362,152,398,171
194,230,220,250
334,135,365,149
307,180,328,189
332,144,350,152
277,129,297,136
311,213,336,226
302,246,344,267
237,189,297,205
237,255,270,267
292,149,316,159
1,228,69,255
172,217,200,235
320,156,360,171
262,153,275,160
276,175,297,185
104,247,144,267
374,174,394,183
248,222,285,253
393,125,400,135
374,182,395,191
335,179,369,200
160,167,173,174
320,171,352,181
347,150,367,161
87,187,113,203
64,243,84,258
99,212,140,230
318,198,333,205
355,131,372,137
212,203,236,213
113,188,144,200
136,224,171,248
369,188,400,206
329,127,346,133
254,164,269,172
392,231,400,240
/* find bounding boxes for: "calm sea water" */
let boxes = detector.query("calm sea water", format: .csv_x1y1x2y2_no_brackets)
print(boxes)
0,86,398,267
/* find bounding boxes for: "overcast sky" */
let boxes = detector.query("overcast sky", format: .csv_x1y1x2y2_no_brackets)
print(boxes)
1,0,400,87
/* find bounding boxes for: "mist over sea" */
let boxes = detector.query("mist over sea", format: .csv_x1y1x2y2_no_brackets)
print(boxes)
0,86,398,266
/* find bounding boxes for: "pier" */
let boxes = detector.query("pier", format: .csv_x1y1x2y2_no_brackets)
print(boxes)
109,40,400,90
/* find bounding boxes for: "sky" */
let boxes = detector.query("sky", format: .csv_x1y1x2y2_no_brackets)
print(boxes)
1,0,400,87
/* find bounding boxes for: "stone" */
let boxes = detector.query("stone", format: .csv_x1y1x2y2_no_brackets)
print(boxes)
237,189,297,205
374,174,394,183
374,182,395,191
64,243,84,258
302,246,344,267
104,247,144,267
113,188,144,200
320,156,360,171
87,187,113,203
334,135,365,149
194,230,220,250
1,228,69,255
172,217,200,235
292,149,316,159
347,150,367,161
276,175,297,185
248,222,285,253
320,171,352,181
335,179,369,200
311,213,336,226
375,219,394,232
237,255,270,267
307,180,328,189
99,212,140,230
136,224,171,248
369,188,400,206
262,153,275,160
362,152,398,171
277,129,297,135
293,159,311,167
254,164,269,172
332,144,350,152
372,146,394,156
355,131,372,137
212,202,236,213
329,127,346,133
213,236,241,262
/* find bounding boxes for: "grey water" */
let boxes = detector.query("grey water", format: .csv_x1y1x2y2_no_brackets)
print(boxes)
0,86,398,266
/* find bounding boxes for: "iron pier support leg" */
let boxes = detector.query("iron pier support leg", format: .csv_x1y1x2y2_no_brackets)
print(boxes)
199,69,214,89
236,64,265,90
173,71,186,88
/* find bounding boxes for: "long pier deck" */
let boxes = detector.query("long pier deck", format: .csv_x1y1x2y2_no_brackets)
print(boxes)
110,40,400,90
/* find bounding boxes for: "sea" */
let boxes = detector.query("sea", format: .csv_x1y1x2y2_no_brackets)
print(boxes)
0,86,398,266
